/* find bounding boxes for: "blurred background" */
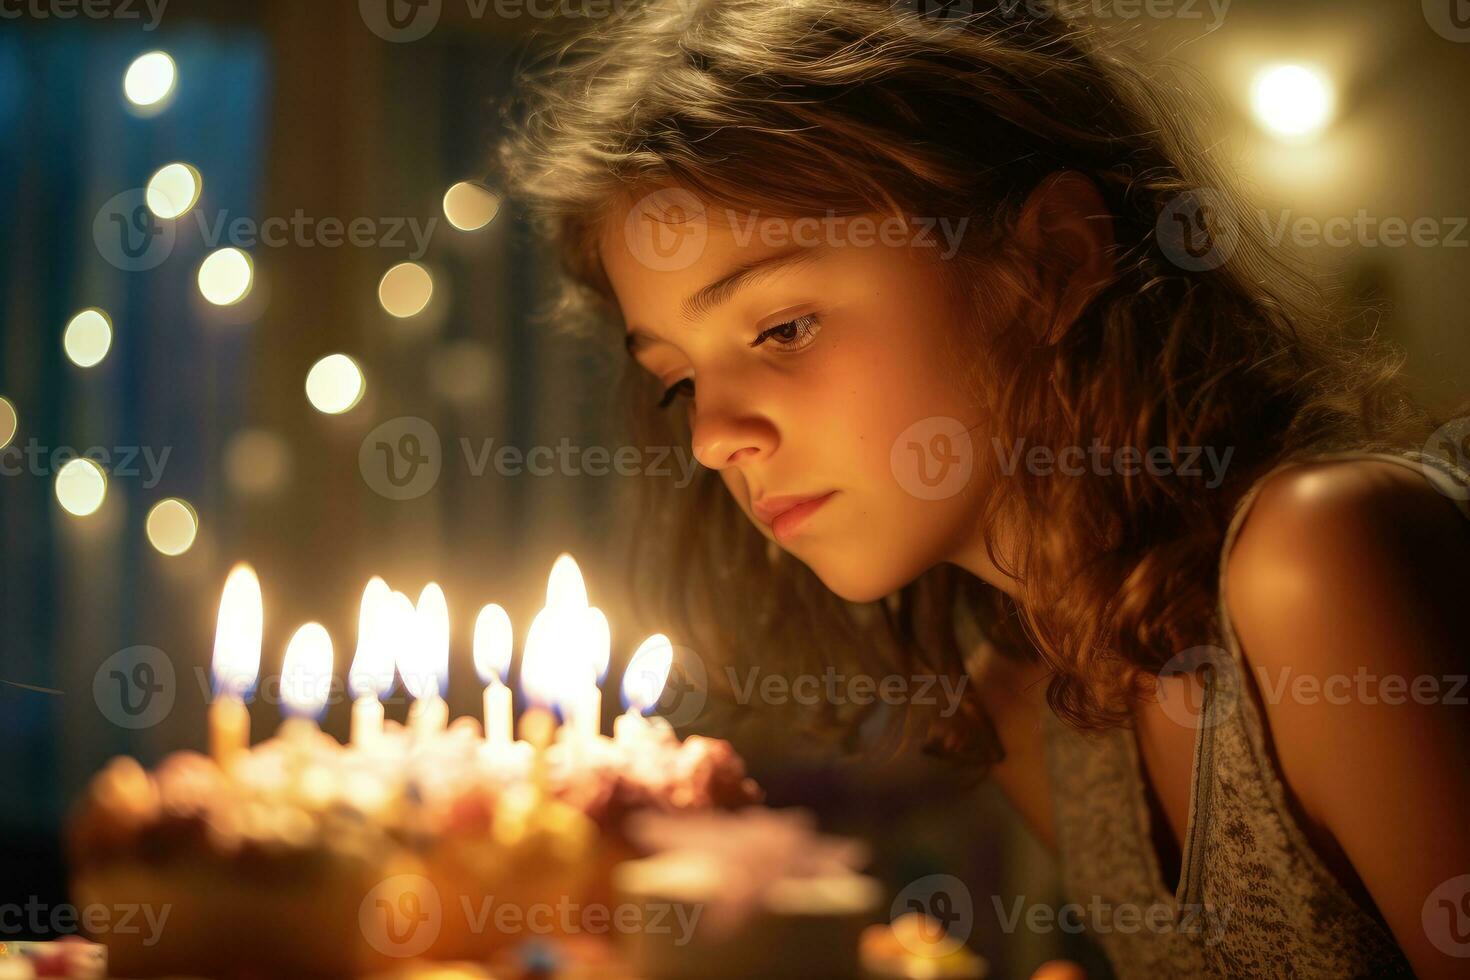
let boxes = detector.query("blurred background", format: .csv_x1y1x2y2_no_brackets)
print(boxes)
1,1,1467,976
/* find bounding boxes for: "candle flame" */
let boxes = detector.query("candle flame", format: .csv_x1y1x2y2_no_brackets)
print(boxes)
348,577,395,699
520,554,601,715
384,589,417,694
281,622,334,718
623,634,673,714
518,607,559,710
546,552,588,609
400,583,449,700
473,603,513,685
212,563,263,699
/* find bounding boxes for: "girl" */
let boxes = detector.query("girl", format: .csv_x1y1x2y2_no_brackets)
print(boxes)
495,1,1470,976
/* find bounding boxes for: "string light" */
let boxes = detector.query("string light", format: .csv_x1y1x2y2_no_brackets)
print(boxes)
55,458,108,517
0,397,16,451
198,248,254,306
305,354,366,415
378,262,433,318
442,182,501,232
147,498,200,556
123,51,177,110
63,309,113,368
146,163,202,220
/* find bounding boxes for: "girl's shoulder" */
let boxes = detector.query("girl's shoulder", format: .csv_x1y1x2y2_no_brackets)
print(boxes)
1225,453,1470,633
1219,454,1470,974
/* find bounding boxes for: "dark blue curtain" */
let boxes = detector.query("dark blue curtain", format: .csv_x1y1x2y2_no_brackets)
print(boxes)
0,25,270,860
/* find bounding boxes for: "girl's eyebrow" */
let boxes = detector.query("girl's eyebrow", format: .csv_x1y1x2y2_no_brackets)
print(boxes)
624,243,829,356
679,243,828,323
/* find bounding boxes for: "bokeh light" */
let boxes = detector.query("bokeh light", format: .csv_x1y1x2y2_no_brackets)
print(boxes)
146,498,200,556
123,51,177,110
305,354,366,415
0,397,16,451
198,248,254,306
1251,64,1334,141
442,182,501,232
63,309,113,368
146,163,202,219
378,262,434,318
55,458,108,517
224,429,291,496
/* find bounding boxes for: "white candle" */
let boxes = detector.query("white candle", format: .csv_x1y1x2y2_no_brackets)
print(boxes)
613,706,649,745
210,693,250,767
409,691,448,735
473,603,515,746
348,577,395,747
484,680,512,747
350,695,385,746
210,564,264,770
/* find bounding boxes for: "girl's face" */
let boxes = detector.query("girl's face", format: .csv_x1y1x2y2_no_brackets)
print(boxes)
599,189,1000,602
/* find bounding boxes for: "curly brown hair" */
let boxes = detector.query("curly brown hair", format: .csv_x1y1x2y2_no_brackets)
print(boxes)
493,0,1425,762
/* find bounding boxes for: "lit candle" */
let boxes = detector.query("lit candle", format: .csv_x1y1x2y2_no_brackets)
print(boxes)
278,622,334,805
541,554,600,743
616,633,673,745
348,577,395,747
473,603,514,747
403,583,449,737
280,622,333,731
209,564,263,770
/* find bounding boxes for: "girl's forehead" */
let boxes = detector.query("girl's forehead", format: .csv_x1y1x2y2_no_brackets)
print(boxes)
598,187,899,284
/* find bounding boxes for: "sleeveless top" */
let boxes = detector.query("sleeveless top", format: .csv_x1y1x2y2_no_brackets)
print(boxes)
1040,451,1470,978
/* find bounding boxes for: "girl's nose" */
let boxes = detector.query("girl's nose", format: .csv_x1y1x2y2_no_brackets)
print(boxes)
691,413,777,470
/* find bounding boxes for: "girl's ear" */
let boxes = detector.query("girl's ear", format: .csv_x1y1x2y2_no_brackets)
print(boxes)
1014,170,1116,340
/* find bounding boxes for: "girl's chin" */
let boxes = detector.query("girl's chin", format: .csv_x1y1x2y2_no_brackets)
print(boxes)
803,558,914,605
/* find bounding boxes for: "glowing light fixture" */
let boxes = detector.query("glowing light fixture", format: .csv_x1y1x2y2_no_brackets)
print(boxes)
1251,64,1334,141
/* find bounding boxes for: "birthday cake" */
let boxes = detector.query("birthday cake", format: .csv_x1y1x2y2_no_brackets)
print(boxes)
67,558,771,979
69,712,764,978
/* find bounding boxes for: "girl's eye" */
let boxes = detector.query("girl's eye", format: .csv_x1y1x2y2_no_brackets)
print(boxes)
750,313,822,352
657,377,695,410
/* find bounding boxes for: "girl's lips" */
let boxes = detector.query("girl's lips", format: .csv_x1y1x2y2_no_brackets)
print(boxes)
766,491,837,543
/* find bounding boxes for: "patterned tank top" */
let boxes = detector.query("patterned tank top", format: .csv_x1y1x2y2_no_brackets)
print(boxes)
1040,451,1470,978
